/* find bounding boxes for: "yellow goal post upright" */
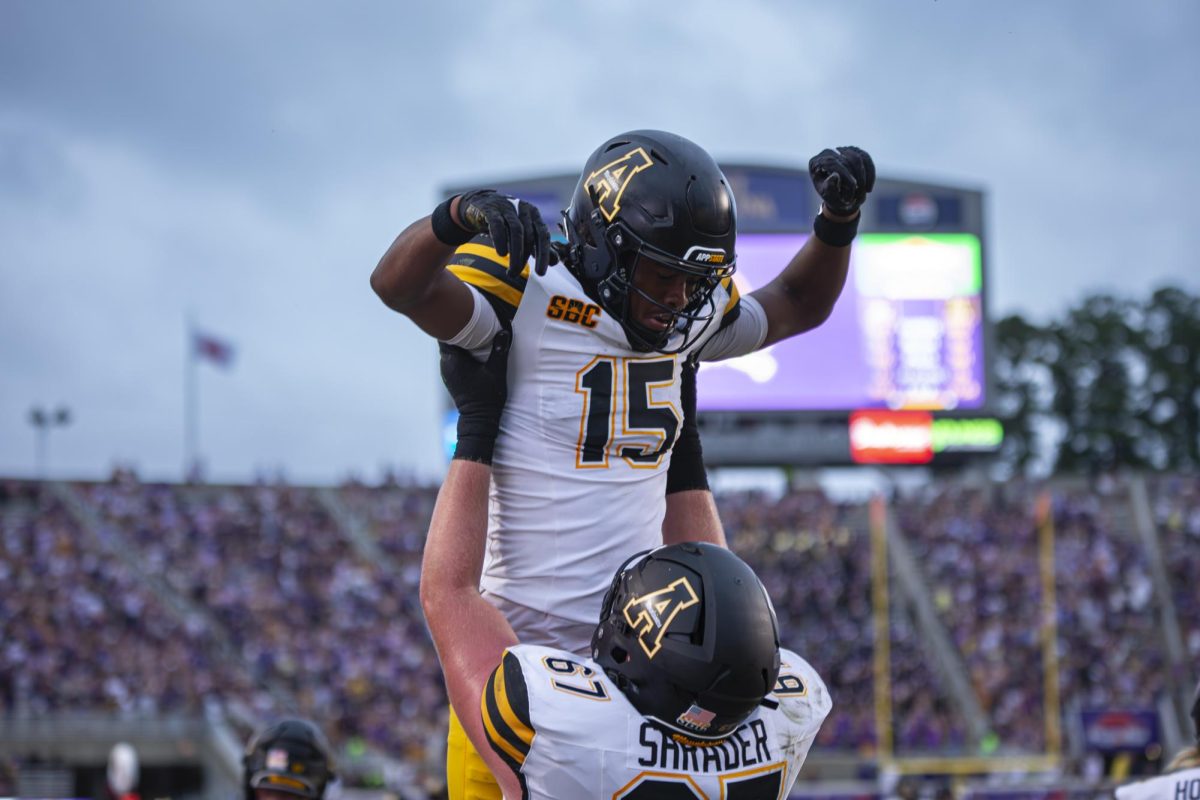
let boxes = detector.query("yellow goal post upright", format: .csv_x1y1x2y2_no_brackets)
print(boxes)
867,490,1064,777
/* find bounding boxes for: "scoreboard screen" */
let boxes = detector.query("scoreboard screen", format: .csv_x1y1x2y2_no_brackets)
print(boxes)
697,232,986,413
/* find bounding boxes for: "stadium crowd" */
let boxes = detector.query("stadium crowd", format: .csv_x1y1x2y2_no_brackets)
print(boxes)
896,481,1167,752
718,488,970,753
0,481,263,717
0,472,1191,791
71,475,448,775
1150,474,1200,667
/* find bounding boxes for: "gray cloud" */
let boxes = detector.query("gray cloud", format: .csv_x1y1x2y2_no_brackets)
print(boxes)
2,0,1197,482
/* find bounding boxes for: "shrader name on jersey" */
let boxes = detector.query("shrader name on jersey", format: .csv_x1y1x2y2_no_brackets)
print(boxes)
636,719,773,772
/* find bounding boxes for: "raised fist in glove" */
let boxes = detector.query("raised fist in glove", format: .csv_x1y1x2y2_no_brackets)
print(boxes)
439,330,511,464
457,190,557,277
808,146,876,218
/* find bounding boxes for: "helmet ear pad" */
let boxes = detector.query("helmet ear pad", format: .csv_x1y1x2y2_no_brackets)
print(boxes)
568,199,618,285
592,543,781,741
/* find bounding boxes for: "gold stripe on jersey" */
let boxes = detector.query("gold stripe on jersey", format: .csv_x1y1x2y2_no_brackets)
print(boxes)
448,265,524,308
721,276,740,314
482,671,525,767
447,240,530,310
481,651,534,770
715,276,743,333
456,242,533,278
495,654,536,747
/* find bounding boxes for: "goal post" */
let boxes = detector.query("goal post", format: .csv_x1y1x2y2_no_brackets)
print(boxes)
868,490,1064,776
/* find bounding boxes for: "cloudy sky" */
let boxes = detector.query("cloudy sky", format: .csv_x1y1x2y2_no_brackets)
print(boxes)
2,1,1197,484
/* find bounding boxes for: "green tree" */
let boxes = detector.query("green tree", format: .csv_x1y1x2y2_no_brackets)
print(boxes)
993,313,1052,472
1046,294,1149,473
993,286,1200,474
1138,286,1200,469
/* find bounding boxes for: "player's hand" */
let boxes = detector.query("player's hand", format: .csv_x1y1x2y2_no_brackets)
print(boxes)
439,330,511,463
457,190,558,278
808,146,875,218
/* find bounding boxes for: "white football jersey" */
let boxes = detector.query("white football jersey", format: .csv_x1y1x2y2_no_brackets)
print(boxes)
447,242,749,641
1115,765,1200,800
481,644,830,800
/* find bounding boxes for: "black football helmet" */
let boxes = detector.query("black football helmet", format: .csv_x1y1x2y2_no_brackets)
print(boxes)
591,542,781,740
243,718,336,800
562,130,737,354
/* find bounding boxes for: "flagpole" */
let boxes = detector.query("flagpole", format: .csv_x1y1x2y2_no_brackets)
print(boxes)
184,312,197,481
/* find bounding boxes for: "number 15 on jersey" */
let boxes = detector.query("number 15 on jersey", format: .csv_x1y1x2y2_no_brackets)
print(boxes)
575,356,681,470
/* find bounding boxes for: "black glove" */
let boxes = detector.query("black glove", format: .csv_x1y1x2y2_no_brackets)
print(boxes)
457,190,557,278
439,330,511,464
808,146,876,217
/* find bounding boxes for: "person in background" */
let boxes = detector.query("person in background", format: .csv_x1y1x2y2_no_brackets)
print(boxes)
105,743,140,800
242,718,337,800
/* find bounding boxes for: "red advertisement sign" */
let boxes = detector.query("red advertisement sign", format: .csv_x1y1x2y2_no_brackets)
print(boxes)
849,410,934,464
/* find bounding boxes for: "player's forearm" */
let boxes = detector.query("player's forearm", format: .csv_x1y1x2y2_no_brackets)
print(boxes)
420,460,491,618
426,587,518,748
421,462,519,787
753,232,851,346
785,234,851,325
663,489,727,547
419,460,518,679
370,217,457,312
370,215,460,313
370,215,479,339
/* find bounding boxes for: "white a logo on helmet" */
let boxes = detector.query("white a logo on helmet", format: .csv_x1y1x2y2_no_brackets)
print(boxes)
682,245,728,265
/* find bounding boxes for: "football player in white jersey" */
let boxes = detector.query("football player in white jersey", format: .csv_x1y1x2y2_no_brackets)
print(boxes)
424,335,831,799
373,130,874,651
375,130,870,798
1116,680,1200,800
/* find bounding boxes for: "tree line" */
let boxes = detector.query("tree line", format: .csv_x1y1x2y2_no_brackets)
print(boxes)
994,286,1200,474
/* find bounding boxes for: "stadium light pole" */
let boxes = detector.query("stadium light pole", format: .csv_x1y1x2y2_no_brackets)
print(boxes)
29,405,72,479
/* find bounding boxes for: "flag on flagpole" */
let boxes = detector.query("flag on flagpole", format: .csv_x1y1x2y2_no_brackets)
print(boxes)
192,329,236,369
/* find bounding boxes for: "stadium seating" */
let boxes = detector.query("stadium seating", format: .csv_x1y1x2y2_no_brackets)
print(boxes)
1,472,1191,794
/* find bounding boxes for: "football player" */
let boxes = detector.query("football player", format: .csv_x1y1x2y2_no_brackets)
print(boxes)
376,130,870,798
372,130,874,654
243,718,337,800
427,328,830,799
1115,679,1200,799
